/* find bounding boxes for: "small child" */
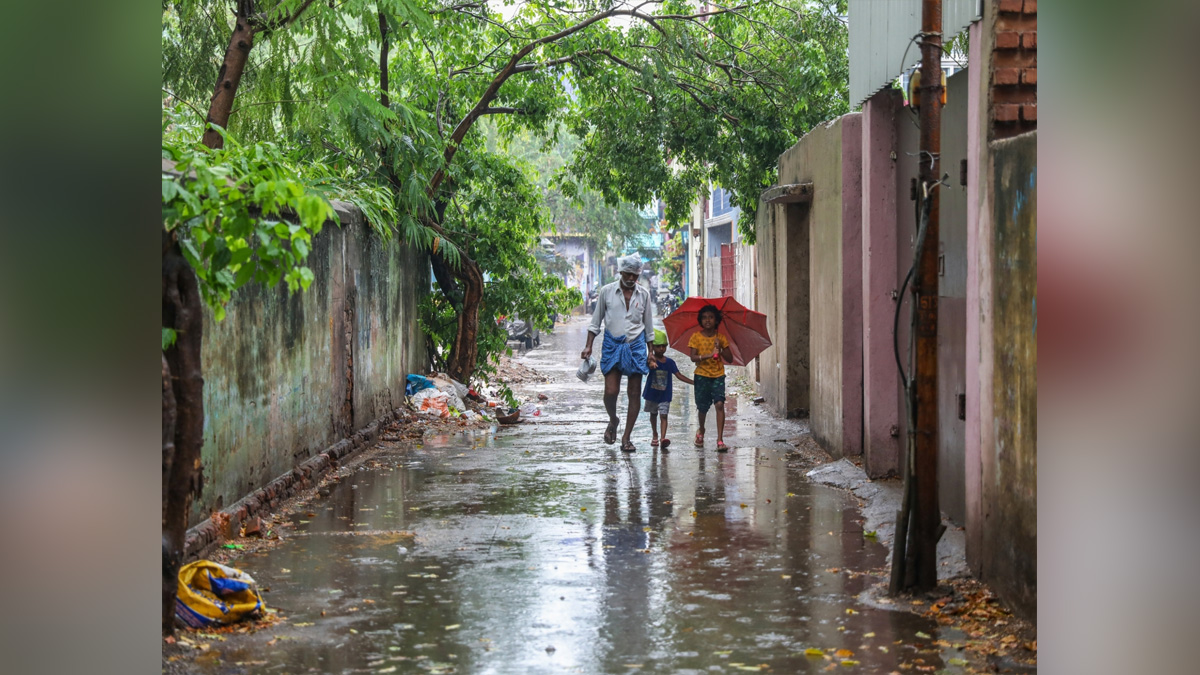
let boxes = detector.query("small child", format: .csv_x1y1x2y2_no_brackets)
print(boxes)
643,329,693,450
687,304,733,451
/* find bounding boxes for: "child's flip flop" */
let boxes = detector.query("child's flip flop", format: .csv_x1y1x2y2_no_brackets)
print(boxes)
694,432,704,447
716,441,729,452
650,438,660,447
660,438,671,449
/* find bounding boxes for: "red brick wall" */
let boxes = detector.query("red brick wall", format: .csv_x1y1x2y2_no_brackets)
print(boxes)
992,0,1037,138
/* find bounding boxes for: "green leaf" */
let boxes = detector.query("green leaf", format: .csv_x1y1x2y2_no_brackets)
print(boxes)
211,246,232,272
162,327,177,351
234,263,255,288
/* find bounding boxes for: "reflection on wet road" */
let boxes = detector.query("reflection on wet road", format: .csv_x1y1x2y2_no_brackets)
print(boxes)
198,320,949,674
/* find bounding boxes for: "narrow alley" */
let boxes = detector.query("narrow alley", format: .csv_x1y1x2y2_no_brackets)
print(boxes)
169,319,973,674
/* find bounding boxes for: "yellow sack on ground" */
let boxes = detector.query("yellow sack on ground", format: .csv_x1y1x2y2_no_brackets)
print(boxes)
175,560,264,628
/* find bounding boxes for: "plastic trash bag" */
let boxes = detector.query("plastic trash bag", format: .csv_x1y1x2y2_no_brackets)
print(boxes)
576,356,597,382
429,375,466,411
448,378,469,400
405,374,435,396
411,388,451,418
175,560,264,628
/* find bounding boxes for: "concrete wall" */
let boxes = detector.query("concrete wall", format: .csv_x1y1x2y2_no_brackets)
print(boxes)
755,198,809,418
860,90,902,477
193,204,427,526
981,130,1037,620
840,116,864,458
965,15,989,574
774,114,862,454
935,68,971,526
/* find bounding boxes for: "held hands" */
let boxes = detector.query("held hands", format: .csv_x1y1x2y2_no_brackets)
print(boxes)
648,354,658,369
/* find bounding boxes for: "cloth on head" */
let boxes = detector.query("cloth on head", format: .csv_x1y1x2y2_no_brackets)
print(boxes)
618,255,643,275
653,328,668,346
600,330,650,376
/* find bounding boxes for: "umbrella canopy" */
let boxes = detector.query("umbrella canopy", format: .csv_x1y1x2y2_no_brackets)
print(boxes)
662,296,772,367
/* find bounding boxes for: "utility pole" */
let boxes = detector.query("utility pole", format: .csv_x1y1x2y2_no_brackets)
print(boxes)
909,0,944,592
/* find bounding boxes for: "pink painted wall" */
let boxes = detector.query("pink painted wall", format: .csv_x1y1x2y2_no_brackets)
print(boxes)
840,114,864,457
860,91,901,477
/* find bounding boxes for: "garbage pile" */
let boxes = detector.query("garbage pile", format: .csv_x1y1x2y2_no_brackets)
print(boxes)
406,373,492,422
401,370,551,428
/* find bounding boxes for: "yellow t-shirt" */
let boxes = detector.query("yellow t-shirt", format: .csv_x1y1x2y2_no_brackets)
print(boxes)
688,331,730,378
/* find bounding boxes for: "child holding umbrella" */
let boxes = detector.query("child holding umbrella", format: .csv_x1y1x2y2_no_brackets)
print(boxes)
688,304,734,451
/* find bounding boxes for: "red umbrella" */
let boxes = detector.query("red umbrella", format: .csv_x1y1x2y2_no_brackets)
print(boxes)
662,296,772,367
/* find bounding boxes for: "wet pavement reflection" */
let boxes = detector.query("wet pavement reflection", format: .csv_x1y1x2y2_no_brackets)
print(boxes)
197,320,953,674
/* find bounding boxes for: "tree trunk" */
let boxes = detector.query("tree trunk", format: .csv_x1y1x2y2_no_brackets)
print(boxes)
202,5,256,149
423,198,482,382
162,229,206,634
446,256,484,383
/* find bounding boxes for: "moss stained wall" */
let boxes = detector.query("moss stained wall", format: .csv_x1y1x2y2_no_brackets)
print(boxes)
983,131,1037,620
192,205,427,526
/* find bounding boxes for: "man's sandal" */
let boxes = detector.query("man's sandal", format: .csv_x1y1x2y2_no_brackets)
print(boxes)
604,420,618,445
621,440,637,453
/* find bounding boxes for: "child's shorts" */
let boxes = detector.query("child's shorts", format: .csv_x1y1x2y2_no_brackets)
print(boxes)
693,375,726,413
643,398,669,415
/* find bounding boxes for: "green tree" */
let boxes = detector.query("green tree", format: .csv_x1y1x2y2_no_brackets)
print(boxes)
503,128,647,252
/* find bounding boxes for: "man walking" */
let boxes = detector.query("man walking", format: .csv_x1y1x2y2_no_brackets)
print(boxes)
581,254,657,452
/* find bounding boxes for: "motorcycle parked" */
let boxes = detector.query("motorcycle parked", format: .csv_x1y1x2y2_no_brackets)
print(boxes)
500,316,540,350
658,285,682,316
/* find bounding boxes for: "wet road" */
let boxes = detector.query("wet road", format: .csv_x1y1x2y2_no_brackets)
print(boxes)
193,319,957,674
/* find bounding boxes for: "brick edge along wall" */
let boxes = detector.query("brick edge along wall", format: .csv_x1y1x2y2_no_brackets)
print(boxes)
183,199,428,557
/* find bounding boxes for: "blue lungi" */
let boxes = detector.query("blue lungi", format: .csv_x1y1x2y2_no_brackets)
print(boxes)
600,330,650,376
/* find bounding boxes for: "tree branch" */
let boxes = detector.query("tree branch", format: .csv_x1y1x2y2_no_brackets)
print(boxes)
481,107,525,115
162,88,207,123
249,0,319,37
427,3,755,196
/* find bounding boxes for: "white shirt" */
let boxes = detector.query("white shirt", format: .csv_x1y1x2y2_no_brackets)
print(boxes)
588,281,655,343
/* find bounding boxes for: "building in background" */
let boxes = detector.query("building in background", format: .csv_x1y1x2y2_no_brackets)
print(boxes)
542,234,600,314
